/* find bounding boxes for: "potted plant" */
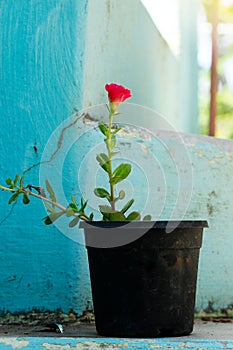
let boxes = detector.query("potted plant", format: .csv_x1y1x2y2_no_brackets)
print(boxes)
0,83,208,337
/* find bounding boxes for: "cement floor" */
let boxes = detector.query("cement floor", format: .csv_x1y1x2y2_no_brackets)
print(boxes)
1,319,233,349
1,319,233,339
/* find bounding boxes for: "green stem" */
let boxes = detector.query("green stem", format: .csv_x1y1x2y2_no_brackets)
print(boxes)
106,110,115,211
0,185,90,221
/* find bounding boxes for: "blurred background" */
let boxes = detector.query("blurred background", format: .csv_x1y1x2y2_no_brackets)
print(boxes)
141,0,233,139
199,0,233,139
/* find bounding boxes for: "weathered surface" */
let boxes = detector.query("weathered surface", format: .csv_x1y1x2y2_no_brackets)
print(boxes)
83,0,199,133
1,0,232,318
71,119,233,313
0,310,94,326
0,0,92,314
1,321,233,349
39,112,233,314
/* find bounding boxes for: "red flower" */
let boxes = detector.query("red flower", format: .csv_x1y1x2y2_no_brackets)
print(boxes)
105,83,131,104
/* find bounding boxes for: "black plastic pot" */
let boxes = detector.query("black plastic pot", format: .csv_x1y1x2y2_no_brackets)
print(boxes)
80,220,208,338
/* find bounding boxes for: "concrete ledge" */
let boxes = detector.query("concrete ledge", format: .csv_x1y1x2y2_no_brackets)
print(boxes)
0,336,233,349
1,320,233,349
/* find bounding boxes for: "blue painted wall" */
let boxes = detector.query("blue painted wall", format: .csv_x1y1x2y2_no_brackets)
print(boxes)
82,0,199,133
0,0,91,314
2,0,230,317
59,113,233,314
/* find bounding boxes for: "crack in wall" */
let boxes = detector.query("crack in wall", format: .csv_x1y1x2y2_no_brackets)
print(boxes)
0,202,17,226
23,112,85,175
0,112,86,226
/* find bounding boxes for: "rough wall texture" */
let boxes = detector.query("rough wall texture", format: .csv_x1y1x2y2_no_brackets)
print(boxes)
28,104,233,314
0,0,91,314
153,132,233,312
76,122,233,313
82,0,198,133
1,0,229,317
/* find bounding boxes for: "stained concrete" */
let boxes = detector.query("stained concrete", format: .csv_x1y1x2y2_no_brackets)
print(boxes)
1,319,233,350
0,319,232,339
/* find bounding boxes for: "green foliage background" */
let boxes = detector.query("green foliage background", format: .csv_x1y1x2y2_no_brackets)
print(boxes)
199,0,233,139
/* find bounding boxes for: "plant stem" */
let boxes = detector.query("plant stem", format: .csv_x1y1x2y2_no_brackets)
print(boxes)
0,185,89,221
106,111,115,211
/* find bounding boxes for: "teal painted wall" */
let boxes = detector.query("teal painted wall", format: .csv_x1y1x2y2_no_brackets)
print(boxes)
31,99,233,312
179,0,199,133
77,114,233,313
36,103,233,314
0,0,91,314
82,0,199,133
2,0,229,317
0,335,233,349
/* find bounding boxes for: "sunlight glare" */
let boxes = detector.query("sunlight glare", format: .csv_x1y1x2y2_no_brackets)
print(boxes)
220,0,233,6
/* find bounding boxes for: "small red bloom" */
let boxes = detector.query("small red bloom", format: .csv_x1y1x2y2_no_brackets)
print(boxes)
105,83,131,104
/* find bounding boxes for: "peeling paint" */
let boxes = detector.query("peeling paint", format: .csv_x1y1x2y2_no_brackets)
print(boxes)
0,310,94,326
0,337,232,350
1,0,233,318
42,341,130,349
82,113,99,125
42,343,76,349
0,338,29,349
209,190,217,198
140,144,148,152
207,203,214,216
2,321,233,349
0,0,89,318
118,126,153,142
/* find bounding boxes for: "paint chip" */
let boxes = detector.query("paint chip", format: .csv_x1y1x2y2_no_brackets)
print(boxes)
0,338,29,349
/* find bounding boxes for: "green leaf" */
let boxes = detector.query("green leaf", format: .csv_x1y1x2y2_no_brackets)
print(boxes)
111,127,121,136
44,211,63,225
96,153,110,173
89,213,94,221
94,188,110,200
118,190,125,200
114,190,125,204
98,122,108,136
121,199,134,214
66,206,74,217
99,205,112,214
6,178,12,186
143,215,152,221
109,211,126,221
69,216,80,228
101,213,110,221
99,205,112,221
110,164,131,185
13,174,20,186
8,192,19,204
127,211,141,221
80,197,87,211
111,151,120,157
44,216,52,225
44,202,54,213
20,175,24,188
110,136,116,150
68,203,78,212
71,195,78,207
49,211,64,223
46,180,56,203
23,193,30,204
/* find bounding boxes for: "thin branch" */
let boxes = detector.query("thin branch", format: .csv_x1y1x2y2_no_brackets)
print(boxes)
209,0,219,136
0,185,89,221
